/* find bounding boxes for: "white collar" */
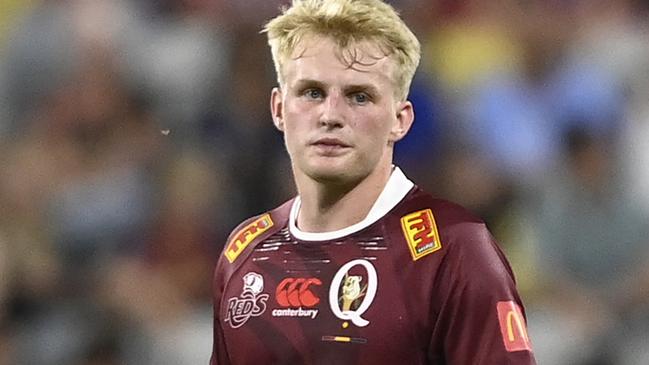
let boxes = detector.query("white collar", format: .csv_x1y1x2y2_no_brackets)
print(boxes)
289,166,414,241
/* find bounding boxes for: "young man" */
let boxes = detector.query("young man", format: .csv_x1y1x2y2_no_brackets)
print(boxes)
211,1,536,364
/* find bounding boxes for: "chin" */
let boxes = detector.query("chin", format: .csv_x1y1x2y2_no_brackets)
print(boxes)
303,160,367,186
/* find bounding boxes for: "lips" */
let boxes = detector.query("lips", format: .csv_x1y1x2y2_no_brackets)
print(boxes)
310,137,351,156
312,137,351,148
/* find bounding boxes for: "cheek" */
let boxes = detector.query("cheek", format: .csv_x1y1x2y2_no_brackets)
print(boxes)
283,100,309,126
355,111,393,140
282,114,304,139
283,102,316,135
280,108,306,151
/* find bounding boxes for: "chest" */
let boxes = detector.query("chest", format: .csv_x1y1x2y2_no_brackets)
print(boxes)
219,229,437,364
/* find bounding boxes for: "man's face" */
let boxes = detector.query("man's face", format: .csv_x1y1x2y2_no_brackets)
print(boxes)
271,36,413,185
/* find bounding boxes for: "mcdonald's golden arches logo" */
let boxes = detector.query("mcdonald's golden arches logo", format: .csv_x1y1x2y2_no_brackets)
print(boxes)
496,301,532,352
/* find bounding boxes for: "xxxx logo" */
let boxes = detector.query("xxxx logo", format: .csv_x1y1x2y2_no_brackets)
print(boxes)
225,272,269,329
272,278,322,319
401,209,442,261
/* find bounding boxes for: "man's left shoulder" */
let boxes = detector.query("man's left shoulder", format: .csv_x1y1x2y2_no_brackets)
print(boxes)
388,187,487,261
392,187,484,232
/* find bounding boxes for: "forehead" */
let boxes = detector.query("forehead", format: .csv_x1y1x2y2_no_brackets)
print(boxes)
283,36,396,88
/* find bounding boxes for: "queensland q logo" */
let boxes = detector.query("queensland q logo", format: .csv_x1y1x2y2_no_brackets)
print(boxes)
329,259,378,327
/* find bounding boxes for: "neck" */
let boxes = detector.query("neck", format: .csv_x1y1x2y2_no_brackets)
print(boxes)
295,163,393,233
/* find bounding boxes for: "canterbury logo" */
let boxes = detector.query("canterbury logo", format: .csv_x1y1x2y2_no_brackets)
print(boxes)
276,278,322,307
225,214,273,263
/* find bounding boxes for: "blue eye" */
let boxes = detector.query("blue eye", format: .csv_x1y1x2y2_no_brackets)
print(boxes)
305,89,323,99
352,93,369,104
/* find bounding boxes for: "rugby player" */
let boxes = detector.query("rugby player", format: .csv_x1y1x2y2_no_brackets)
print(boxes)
211,1,536,363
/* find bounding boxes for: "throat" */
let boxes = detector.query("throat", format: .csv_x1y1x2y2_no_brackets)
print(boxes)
300,201,367,233
296,176,386,233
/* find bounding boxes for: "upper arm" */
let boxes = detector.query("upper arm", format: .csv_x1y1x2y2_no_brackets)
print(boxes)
210,255,230,365
428,223,536,365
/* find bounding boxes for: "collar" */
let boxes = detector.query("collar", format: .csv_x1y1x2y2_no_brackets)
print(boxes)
289,166,414,241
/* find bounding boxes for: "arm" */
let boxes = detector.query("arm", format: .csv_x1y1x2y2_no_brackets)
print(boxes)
210,256,230,365
428,223,536,365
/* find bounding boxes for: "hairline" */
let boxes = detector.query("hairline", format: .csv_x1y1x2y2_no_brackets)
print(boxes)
276,34,405,100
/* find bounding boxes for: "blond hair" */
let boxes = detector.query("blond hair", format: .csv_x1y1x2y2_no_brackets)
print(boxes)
263,0,421,100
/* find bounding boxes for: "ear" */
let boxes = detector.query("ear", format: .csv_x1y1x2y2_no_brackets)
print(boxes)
389,100,414,143
270,87,284,131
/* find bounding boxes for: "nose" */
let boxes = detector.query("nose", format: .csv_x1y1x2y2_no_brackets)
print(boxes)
319,92,344,129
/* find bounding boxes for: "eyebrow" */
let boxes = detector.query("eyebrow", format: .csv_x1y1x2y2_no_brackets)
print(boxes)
293,79,380,96
293,79,326,91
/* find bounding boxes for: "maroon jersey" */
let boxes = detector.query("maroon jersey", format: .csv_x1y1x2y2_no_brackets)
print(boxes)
211,169,536,364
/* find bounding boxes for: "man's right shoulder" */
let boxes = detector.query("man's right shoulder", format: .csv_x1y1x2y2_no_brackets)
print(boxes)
220,198,294,265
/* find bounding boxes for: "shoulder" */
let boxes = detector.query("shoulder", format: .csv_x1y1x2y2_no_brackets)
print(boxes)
219,198,293,266
394,187,521,297
394,187,483,227
391,187,507,270
392,186,488,246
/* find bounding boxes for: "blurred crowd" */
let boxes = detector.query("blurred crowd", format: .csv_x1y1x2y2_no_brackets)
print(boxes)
0,0,648,364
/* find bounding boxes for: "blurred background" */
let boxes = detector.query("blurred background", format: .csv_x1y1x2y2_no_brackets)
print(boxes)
0,0,648,364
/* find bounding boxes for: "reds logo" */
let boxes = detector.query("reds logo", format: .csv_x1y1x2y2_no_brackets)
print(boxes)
225,273,270,328
400,209,442,261
225,214,274,263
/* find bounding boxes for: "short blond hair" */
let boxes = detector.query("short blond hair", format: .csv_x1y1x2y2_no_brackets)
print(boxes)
263,0,421,100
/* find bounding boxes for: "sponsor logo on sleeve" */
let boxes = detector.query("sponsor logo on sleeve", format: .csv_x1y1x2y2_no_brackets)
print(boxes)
224,272,269,328
400,209,442,261
225,214,274,263
497,301,533,352
272,277,321,319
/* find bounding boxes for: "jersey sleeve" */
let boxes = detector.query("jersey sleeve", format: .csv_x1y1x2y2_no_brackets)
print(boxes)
209,215,257,365
209,207,286,365
210,254,230,365
428,222,537,365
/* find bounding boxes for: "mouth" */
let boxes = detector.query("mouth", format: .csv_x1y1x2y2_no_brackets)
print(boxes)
310,137,351,155
312,137,351,148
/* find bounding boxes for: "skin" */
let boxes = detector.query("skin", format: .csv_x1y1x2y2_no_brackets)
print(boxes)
271,35,414,233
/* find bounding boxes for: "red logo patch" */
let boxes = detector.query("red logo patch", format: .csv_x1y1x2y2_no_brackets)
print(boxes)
497,301,532,352
276,278,322,307
224,214,273,263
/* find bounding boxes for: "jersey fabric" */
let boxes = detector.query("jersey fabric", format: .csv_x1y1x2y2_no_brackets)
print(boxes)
210,168,536,364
